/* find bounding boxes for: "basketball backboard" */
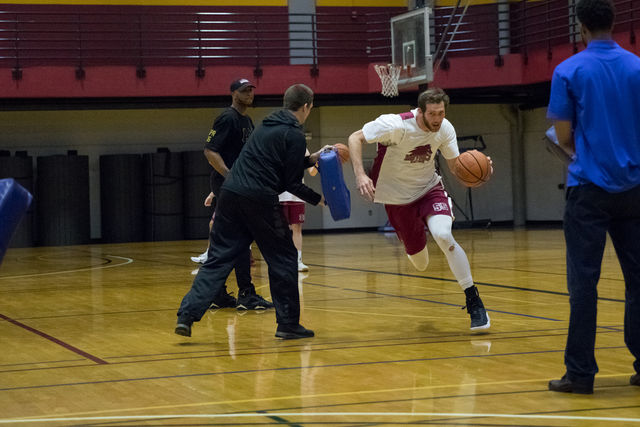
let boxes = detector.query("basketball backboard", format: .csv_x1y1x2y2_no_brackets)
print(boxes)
391,7,433,88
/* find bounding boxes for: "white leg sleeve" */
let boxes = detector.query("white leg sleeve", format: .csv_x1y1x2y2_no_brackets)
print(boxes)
407,246,429,271
426,215,474,290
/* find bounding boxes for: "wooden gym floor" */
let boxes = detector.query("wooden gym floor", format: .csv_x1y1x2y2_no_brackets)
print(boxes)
0,228,638,426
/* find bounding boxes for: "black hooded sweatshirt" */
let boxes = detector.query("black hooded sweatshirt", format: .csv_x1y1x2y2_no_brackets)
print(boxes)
222,109,322,206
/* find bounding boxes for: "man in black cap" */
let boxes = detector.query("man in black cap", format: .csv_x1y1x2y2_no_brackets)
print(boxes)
176,83,326,339
191,77,274,311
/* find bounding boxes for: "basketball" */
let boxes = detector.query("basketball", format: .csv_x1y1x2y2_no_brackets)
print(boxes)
454,149,492,188
334,143,350,164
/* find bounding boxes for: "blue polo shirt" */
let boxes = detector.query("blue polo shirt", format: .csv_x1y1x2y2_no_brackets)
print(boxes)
547,40,640,192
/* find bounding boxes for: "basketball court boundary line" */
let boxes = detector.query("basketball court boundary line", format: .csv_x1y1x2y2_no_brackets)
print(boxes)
0,255,133,280
308,263,626,303
304,280,560,321
1,411,639,424
0,313,108,365
5,372,636,421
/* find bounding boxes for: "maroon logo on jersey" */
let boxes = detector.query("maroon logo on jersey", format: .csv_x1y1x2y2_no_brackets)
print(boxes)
404,145,433,163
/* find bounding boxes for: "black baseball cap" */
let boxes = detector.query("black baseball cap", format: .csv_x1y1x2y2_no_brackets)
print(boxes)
230,78,256,92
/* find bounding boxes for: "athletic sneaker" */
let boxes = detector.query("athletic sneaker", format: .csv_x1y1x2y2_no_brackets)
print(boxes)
298,261,309,272
190,249,208,264
236,290,275,310
209,291,237,310
175,320,192,337
464,287,490,331
275,323,314,339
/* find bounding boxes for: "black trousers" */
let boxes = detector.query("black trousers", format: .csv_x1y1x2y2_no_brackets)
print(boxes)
177,189,300,325
209,193,252,292
563,183,640,382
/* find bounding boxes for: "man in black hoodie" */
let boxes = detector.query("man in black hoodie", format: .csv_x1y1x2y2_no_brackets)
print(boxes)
175,84,326,339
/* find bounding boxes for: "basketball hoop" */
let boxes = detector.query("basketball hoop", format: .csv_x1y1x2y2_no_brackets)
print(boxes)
374,63,402,97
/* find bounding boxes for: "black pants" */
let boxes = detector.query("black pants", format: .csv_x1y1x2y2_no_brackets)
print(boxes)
563,183,640,382
178,189,300,325
209,194,252,292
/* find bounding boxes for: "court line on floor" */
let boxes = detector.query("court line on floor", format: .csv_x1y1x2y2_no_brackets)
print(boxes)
0,255,133,280
308,264,626,303
0,313,108,365
304,281,560,321
5,327,607,374
5,372,635,422
3,346,631,392
1,411,638,424
235,389,640,422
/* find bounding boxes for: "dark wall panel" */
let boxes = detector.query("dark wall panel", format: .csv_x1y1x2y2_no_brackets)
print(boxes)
143,149,183,241
182,150,212,240
36,153,90,246
100,154,144,243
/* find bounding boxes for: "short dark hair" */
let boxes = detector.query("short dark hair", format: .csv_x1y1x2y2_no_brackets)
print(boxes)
576,0,615,33
283,84,314,111
417,87,449,111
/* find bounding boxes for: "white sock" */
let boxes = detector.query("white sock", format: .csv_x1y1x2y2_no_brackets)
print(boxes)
427,215,474,290
297,250,302,263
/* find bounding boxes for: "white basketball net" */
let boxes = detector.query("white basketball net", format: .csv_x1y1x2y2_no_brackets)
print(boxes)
375,63,402,97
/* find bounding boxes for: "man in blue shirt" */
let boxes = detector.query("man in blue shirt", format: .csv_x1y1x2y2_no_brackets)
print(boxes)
547,0,640,394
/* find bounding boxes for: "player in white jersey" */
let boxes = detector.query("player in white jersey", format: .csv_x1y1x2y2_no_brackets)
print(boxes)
279,190,308,272
279,149,315,272
347,88,490,331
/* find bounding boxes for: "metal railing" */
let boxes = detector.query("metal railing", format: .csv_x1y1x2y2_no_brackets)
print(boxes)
433,0,638,66
0,1,637,78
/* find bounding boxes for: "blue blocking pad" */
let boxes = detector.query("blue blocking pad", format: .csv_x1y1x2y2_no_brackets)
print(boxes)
0,178,33,265
318,149,351,221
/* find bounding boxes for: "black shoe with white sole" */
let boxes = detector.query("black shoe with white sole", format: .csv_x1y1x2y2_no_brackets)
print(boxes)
464,286,490,331
275,324,314,339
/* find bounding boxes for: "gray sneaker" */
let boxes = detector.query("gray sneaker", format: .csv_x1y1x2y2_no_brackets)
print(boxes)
236,291,274,310
174,322,192,337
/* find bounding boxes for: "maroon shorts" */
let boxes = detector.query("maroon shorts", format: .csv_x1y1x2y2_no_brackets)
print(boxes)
281,201,305,225
384,183,452,255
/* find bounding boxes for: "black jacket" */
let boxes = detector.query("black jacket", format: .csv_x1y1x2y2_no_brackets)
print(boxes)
222,109,322,206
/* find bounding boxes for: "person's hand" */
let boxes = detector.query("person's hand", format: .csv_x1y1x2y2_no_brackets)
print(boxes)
319,195,326,206
355,173,375,202
204,192,215,207
309,145,334,165
487,156,494,176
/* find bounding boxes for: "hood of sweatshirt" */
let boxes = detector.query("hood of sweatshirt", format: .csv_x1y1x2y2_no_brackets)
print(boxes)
262,109,301,129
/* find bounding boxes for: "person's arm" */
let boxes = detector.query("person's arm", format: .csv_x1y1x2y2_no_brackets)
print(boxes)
547,67,575,158
285,136,323,205
446,157,458,173
203,111,234,177
204,192,214,206
303,148,317,175
348,129,375,202
553,120,575,156
204,148,230,177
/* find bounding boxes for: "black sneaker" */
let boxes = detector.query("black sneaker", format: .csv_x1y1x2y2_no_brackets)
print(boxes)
275,323,314,339
464,287,490,331
548,374,594,394
236,291,275,310
209,290,237,310
174,322,192,337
